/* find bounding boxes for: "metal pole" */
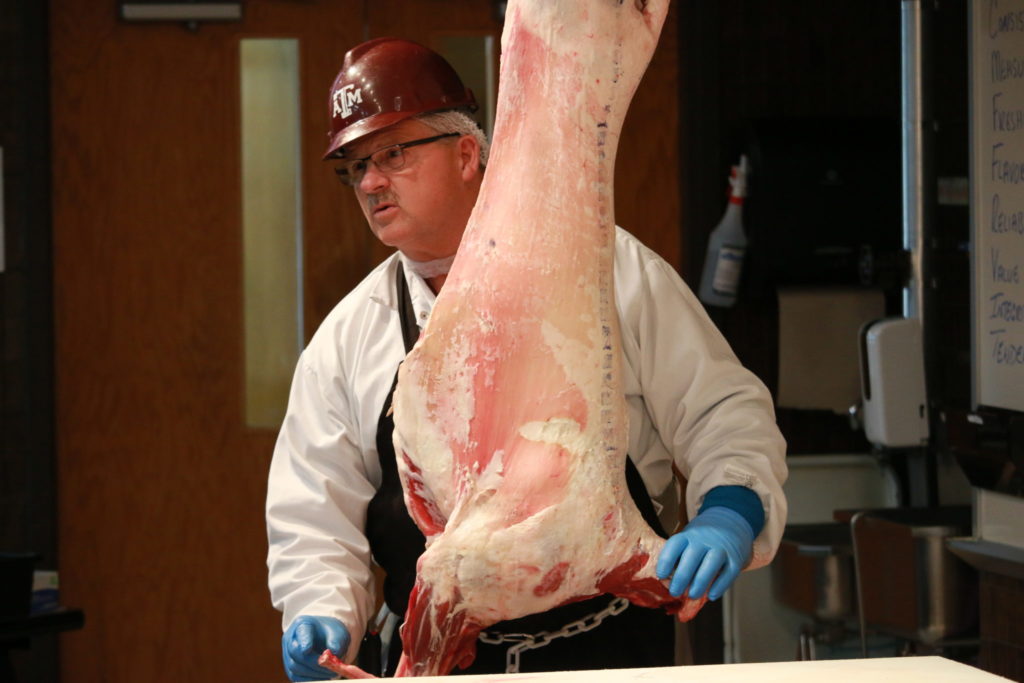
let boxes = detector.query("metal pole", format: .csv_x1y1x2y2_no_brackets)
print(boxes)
901,0,938,508
850,511,870,658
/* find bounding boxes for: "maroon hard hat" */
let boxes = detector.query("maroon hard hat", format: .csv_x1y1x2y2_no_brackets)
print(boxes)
323,37,478,160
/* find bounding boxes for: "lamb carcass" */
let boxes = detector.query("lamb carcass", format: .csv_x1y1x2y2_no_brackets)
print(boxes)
347,0,701,677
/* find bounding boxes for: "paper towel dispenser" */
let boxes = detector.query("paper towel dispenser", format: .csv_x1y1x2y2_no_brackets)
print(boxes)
859,317,929,448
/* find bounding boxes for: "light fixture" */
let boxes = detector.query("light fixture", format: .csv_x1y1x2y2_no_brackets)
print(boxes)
119,1,242,23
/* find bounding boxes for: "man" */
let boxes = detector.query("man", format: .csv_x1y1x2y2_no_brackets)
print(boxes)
267,37,787,682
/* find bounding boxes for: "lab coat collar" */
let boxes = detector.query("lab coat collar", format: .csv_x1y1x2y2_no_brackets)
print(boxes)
367,252,437,327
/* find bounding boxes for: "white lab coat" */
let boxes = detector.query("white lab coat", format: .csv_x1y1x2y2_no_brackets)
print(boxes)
266,227,787,658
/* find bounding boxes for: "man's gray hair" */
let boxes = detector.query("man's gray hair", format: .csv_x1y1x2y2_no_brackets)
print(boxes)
415,110,490,169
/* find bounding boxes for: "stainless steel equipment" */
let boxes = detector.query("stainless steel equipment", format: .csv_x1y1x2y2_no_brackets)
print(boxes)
773,523,856,623
850,506,977,646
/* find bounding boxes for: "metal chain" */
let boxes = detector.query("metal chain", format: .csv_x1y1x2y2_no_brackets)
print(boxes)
477,597,630,674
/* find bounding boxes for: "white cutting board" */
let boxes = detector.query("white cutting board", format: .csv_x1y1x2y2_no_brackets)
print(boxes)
397,657,1010,682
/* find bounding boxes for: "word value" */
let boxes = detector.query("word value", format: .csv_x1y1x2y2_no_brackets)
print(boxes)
991,247,1021,284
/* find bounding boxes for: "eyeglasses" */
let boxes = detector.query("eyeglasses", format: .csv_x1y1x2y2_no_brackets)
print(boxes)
333,132,460,187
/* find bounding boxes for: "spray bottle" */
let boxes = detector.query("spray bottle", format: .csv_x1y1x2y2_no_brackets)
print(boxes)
698,155,749,308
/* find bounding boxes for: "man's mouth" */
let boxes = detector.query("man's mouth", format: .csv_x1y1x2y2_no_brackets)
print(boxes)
371,200,397,217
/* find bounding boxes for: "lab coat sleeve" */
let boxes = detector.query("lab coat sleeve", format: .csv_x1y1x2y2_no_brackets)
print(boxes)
266,352,377,662
633,256,788,570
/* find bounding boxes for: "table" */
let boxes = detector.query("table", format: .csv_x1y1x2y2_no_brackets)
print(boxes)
388,656,1011,682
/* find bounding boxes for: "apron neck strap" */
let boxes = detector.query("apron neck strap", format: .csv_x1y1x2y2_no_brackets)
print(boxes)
396,261,419,354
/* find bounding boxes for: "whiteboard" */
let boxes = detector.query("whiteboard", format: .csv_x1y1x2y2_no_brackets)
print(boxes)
971,0,1024,412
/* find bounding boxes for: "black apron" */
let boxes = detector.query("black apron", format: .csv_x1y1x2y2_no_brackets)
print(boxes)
364,264,675,675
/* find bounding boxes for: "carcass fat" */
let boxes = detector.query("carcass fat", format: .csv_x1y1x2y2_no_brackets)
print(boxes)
364,0,701,677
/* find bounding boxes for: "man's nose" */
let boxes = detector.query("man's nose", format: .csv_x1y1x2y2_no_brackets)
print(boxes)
358,161,389,194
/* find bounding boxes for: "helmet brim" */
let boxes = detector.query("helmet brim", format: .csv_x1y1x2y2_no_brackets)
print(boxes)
322,110,418,160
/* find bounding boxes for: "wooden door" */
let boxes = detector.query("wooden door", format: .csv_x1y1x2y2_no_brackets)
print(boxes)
51,2,680,682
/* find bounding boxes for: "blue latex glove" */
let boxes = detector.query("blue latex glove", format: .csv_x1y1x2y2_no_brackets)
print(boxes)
656,506,755,601
281,615,351,682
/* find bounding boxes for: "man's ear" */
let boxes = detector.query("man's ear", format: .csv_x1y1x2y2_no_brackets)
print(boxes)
457,134,482,181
